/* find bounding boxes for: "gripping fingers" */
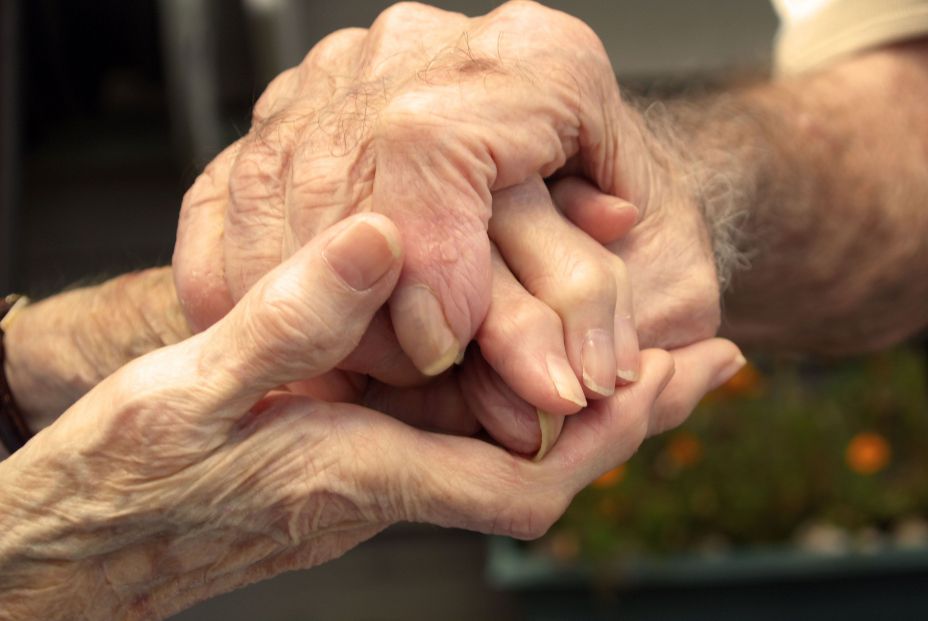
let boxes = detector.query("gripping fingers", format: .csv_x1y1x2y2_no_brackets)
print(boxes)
477,246,587,415
490,176,639,399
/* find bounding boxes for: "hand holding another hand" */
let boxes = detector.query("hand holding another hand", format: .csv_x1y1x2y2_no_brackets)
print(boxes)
174,1,721,389
1,214,739,620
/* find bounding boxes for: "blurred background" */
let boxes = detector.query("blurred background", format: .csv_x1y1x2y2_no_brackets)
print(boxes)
2,1,927,620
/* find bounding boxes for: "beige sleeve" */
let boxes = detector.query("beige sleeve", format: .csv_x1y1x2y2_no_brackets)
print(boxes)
774,0,928,74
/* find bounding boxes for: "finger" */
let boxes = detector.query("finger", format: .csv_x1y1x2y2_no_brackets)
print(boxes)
612,263,641,385
225,27,372,304
173,142,241,332
547,348,676,487
362,373,480,437
458,347,547,456
338,308,428,388
378,150,492,377
393,349,675,540
223,123,294,302
200,213,404,409
549,176,639,245
490,176,637,398
647,338,745,437
477,245,587,415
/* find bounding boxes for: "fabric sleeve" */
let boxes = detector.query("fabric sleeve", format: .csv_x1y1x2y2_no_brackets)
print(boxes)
773,0,928,74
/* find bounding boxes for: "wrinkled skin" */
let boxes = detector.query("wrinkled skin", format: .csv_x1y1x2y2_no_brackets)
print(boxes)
174,1,721,387
1,214,741,620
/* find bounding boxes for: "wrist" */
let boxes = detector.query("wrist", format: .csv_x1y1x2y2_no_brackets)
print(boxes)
4,267,191,428
640,96,758,293
0,433,141,619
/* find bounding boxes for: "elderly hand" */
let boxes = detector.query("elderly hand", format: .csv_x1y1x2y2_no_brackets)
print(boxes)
0,213,738,620
173,1,719,389
1,268,191,441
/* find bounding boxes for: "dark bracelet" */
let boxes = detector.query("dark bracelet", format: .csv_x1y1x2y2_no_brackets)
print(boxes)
1,294,33,454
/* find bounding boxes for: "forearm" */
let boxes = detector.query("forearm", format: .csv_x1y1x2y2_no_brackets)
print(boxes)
3,267,191,435
0,424,274,621
664,41,928,354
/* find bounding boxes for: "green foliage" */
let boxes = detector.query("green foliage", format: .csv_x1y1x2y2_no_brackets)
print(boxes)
550,346,928,561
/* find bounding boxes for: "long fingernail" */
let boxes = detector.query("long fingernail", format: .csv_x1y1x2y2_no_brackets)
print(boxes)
324,218,401,291
533,409,565,462
393,285,460,376
711,353,747,390
581,328,615,397
546,353,587,408
614,314,640,384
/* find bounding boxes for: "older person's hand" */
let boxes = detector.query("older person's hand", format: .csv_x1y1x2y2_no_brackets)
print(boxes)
0,213,739,620
173,1,718,390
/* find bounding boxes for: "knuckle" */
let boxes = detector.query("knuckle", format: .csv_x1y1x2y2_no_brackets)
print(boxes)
495,0,549,21
228,146,284,214
374,93,439,142
253,67,297,126
371,2,433,32
305,27,368,67
550,259,616,309
483,295,562,343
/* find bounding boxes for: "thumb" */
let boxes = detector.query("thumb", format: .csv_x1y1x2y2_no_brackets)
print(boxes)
647,338,745,437
198,213,404,410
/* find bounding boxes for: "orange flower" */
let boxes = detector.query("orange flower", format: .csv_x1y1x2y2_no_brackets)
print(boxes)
598,496,620,518
592,465,626,488
666,432,704,468
719,363,762,396
547,531,580,562
846,432,891,475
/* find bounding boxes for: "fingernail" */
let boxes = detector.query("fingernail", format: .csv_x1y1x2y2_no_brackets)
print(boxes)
533,409,565,462
323,218,401,291
581,328,615,397
393,285,460,376
611,199,640,224
711,353,747,391
546,353,587,408
614,314,640,384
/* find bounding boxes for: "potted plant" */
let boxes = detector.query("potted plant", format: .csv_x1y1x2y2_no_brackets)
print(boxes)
488,345,928,619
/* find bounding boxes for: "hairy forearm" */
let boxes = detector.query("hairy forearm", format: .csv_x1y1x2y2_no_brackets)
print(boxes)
664,41,928,354
3,267,191,434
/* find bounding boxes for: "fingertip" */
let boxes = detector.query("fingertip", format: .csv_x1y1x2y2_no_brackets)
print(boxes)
550,176,639,245
706,340,747,391
614,313,640,385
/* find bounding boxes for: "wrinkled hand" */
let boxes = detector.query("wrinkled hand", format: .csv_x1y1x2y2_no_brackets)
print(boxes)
174,1,719,386
2,213,737,620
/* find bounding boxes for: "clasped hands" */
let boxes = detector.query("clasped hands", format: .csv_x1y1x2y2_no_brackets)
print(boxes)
3,3,742,618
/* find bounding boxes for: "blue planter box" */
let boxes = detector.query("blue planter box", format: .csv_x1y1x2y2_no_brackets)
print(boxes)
487,537,928,620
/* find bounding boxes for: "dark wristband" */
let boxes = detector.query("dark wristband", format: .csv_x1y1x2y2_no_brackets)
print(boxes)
1,295,33,454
